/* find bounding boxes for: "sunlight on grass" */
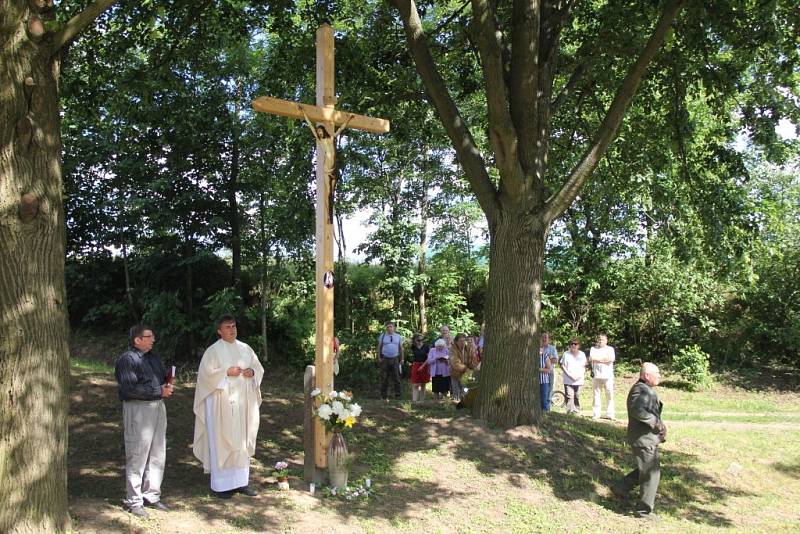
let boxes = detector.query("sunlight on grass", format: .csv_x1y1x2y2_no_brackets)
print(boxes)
227,511,262,530
70,357,113,373
395,451,436,481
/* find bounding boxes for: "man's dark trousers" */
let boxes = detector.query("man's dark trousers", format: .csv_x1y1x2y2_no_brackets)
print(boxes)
379,357,401,399
620,444,660,514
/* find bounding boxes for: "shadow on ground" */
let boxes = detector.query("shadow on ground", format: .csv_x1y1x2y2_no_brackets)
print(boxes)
717,366,800,393
772,460,800,479
69,365,747,530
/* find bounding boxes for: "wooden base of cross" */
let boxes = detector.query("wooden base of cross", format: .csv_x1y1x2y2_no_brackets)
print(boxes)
252,23,389,483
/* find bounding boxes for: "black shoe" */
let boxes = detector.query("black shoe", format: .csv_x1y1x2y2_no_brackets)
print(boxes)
213,490,233,499
238,486,258,497
128,506,149,518
634,511,660,521
145,500,170,512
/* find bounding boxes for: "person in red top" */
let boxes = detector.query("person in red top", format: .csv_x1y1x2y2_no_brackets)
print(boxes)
409,334,430,401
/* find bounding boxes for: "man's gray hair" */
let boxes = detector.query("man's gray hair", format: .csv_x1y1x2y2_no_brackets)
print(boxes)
640,362,659,378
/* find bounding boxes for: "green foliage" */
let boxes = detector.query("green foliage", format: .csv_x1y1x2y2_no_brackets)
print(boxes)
425,245,484,336
55,0,799,378
203,288,244,336
614,249,725,363
712,158,800,367
333,332,381,394
141,292,189,363
266,277,316,368
672,345,712,390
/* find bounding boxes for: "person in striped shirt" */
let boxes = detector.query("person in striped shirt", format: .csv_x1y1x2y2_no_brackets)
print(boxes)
539,344,553,411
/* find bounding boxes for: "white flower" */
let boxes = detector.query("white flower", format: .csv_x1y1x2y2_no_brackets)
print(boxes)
331,400,345,416
317,404,332,420
339,408,350,420
310,388,321,397
349,403,362,417
329,390,339,398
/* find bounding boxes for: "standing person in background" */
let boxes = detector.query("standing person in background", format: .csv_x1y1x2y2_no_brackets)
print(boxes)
377,322,404,400
439,325,453,348
420,338,450,399
114,325,173,518
468,334,482,381
561,338,587,414
541,333,558,404
590,333,616,420
449,333,480,401
409,334,430,402
614,363,667,519
193,315,264,499
466,335,478,356
539,341,553,412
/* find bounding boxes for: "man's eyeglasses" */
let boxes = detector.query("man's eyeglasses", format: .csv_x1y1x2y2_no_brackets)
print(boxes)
569,342,578,346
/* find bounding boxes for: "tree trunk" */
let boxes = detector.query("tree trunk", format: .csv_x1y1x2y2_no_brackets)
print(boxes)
229,90,242,296
0,4,70,531
120,233,138,322
183,239,195,358
259,191,269,360
415,186,429,334
474,212,547,427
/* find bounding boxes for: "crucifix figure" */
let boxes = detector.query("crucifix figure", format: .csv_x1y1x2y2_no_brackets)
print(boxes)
300,108,353,223
252,23,389,482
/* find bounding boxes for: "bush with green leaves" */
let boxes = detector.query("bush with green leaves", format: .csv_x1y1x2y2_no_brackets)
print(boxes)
141,291,189,363
672,344,712,390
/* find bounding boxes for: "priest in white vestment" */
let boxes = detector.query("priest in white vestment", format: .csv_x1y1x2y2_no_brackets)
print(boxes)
193,315,264,497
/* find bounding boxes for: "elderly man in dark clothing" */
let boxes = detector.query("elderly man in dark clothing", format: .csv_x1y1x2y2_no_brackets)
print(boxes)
614,362,666,519
114,324,173,518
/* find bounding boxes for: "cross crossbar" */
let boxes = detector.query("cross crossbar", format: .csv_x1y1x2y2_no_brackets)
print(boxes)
252,96,389,134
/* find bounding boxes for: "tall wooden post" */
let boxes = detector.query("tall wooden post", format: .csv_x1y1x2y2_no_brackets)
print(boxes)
252,22,389,483
313,23,336,472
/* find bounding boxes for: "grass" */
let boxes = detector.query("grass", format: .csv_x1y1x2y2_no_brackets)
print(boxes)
70,357,113,373
67,361,800,533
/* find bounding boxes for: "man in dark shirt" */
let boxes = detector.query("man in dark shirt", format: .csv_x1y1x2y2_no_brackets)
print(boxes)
614,362,666,520
114,324,173,518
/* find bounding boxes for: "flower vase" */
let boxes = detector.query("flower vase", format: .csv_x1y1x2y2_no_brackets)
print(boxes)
277,477,290,491
327,431,348,489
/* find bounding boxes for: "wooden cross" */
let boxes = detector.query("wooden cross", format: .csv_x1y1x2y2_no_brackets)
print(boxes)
252,23,389,480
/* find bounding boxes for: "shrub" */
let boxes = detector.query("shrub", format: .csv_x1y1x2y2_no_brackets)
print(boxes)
672,344,712,390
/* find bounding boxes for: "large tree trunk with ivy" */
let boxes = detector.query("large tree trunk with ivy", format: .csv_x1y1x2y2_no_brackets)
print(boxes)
0,1,117,530
392,0,685,427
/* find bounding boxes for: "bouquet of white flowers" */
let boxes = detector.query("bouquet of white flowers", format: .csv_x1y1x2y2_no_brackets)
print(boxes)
311,389,362,432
